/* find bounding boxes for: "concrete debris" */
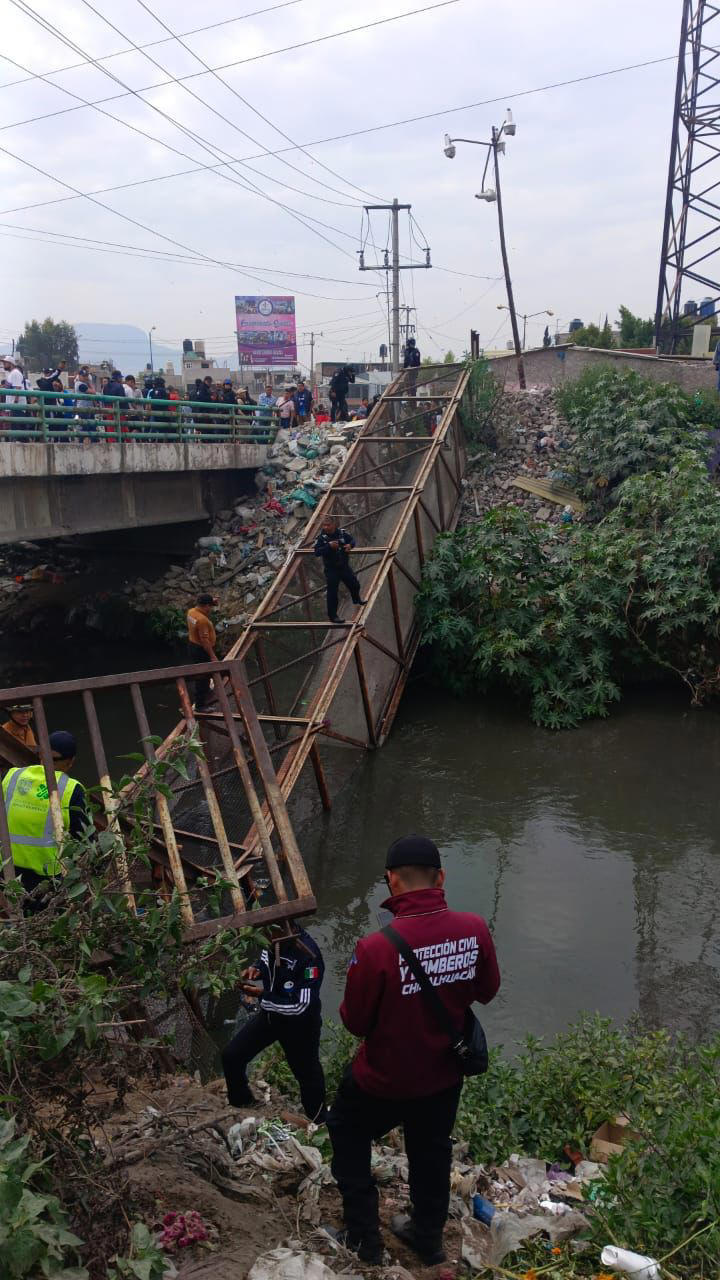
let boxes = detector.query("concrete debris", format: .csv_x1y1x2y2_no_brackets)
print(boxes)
462,387,577,528
123,422,361,639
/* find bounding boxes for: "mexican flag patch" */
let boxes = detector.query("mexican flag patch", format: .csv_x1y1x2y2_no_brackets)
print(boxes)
304,966,319,979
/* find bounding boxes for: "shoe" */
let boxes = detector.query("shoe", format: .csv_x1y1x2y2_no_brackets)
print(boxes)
390,1213,446,1265
229,1086,258,1107
354,598,368,606
322,1226,384,1266
329,616,346,624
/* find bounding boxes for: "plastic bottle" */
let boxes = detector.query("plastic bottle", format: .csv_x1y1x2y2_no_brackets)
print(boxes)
600,1246,661,1279
472,1194,495,1226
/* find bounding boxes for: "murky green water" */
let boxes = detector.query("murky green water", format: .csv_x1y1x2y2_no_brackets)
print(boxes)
5,626,719,1045
295,685,720,1046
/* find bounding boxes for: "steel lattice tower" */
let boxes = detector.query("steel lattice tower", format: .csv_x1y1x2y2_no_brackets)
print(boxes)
655,1,720,352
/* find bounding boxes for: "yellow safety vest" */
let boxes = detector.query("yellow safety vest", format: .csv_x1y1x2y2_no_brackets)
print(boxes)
2,765,82,876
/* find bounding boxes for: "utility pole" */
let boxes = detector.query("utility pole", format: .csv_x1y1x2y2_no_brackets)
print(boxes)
491,131,525,388
399,304,417,346
303,331,322,396
359,198,431,373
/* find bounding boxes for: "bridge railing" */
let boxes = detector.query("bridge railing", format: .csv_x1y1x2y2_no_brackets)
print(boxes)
0,387,280,444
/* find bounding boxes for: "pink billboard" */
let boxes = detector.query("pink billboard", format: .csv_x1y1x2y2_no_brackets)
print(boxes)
235,295,297,366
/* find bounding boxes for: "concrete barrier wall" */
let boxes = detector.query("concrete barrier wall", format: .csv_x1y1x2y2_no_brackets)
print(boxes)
0,439,267,480
488,344,718,394
0,467,259,544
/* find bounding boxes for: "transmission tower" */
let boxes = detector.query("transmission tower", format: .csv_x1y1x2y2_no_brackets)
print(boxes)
655,1,720,352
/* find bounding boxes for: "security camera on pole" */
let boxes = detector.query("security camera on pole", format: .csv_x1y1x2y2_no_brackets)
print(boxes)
443,110,526,388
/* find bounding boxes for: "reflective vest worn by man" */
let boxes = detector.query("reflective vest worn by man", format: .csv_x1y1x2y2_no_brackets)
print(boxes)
1,729,86,894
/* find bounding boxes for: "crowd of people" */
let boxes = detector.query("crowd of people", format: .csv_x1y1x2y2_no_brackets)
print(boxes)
0,353,385,437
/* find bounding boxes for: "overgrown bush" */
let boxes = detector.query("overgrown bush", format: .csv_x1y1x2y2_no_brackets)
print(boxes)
557,365,718,514
0,739,261,1278
420,368,720,725
458,359,502,449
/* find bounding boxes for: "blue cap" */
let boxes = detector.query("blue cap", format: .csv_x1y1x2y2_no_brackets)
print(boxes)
49,730,77,759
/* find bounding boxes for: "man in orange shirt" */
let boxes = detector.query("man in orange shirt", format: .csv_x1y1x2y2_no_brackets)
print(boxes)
1,704,37,752
186,593,219,710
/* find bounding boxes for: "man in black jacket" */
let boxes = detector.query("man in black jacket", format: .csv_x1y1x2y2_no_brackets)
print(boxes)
403,338,421,398
329,365,355,422
221,926,327,1122
314,516,367,623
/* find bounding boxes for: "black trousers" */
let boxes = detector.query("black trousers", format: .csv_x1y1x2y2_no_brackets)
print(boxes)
187,642,212,707
331,394,348,422
325,566,361,619
222,1007,326,1121
328,1068,462,1248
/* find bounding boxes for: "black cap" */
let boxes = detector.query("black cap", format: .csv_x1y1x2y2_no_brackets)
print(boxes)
197,592,216,605
49,730,77,759
386,834,441,870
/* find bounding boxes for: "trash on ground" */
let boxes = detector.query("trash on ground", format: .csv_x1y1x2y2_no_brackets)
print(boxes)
247,1246,348,1280
600,1244,661,1279
590,1114,641,1164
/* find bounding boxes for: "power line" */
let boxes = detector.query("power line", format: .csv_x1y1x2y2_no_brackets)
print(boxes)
132,0,385,205
6,2,362,260
0,0,310,90
0,51,675,290
0,220,379,285
1,1,461,131
0,146,370,301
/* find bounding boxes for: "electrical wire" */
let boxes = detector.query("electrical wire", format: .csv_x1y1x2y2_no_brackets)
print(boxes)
0,149,370,301
0,220,379,285
0,0,310,89
132,0,386,205
5,4,363,261
1,1,461,131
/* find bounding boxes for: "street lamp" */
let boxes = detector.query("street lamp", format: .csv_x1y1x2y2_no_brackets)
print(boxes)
442,109,527,387
497,305,554,350
148,325,156,373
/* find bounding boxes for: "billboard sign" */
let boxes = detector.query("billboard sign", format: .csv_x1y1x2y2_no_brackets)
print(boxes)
235,295,297,366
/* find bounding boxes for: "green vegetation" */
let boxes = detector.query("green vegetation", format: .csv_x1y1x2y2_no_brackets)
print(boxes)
261,1015,720,1278
419,367,720,727
16,319,79,371
0,740,259,1278
145,605,185,646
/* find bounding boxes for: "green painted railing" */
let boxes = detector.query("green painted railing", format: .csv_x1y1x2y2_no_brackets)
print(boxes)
0,388,280,444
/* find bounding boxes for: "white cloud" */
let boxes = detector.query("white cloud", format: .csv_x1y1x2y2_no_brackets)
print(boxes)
1,0,683,365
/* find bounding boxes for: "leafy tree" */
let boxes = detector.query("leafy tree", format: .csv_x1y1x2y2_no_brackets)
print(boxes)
16,318,79,371
571,319,616,348
542,325,551,348
618,304,654,348
443,349,456,363
421,355,434,366
418,367,720,726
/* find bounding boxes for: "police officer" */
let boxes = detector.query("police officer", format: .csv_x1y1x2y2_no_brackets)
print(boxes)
314,516,367,624
2,730,88,902
221,924,327,1122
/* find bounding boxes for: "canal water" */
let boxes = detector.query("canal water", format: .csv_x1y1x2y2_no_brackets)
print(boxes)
295,684,720,1047
4,628,719,1046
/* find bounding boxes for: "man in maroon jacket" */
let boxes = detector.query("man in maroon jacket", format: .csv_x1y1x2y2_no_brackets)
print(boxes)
327,834,500,1265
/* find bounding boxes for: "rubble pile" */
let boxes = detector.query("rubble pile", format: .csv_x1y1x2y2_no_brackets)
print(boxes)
461,386,578,527
125,423,358,633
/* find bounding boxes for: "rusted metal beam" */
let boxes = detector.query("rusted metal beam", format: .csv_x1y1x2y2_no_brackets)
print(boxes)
184,893,317,942
82,688,135,909
0,659,245,704
387,565,405,660
130,682,194,926
309,742,332,811
354,645,377,747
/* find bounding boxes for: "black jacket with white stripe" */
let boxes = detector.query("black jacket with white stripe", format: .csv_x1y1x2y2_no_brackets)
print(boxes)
258,929,324,1017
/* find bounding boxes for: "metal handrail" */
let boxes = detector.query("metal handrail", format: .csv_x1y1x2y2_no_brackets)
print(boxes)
0,386,280,444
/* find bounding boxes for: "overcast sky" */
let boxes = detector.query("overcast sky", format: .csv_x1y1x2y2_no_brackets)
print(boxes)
1,0,684,371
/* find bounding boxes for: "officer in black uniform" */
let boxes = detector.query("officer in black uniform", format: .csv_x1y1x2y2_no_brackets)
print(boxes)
221,925,327,1122
313,516,367,624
